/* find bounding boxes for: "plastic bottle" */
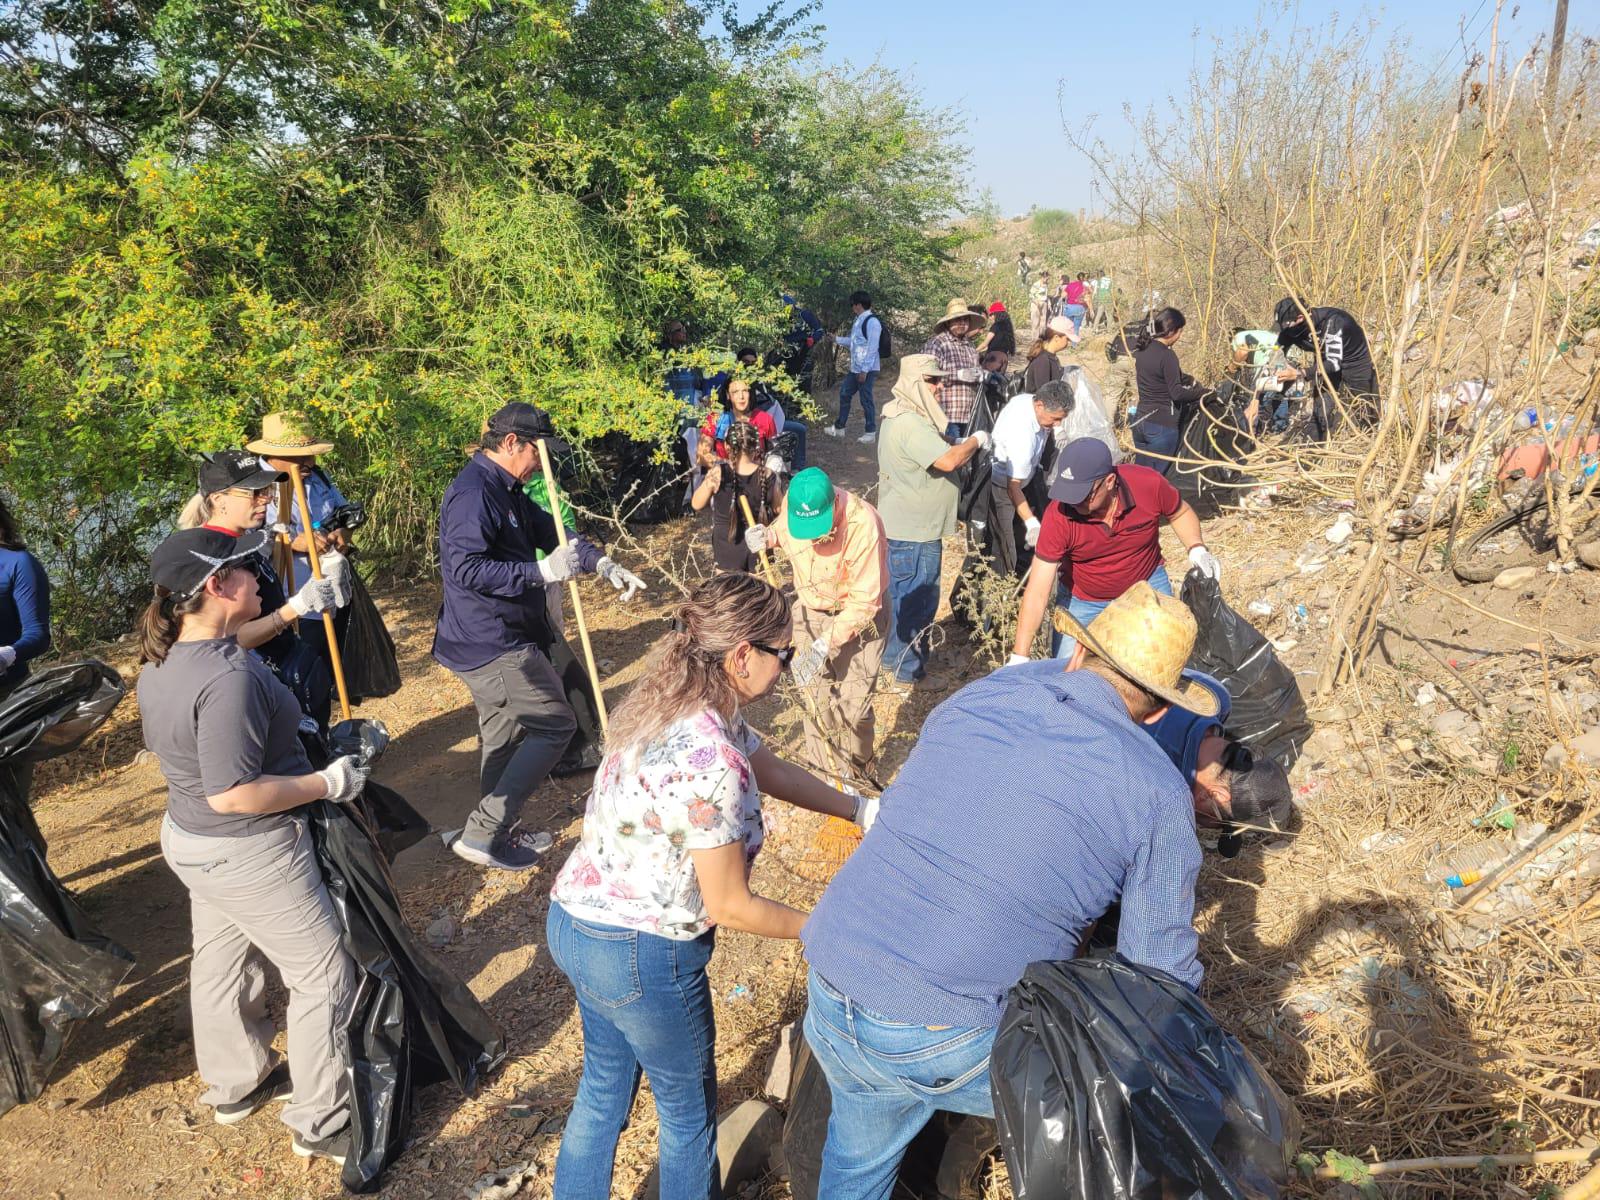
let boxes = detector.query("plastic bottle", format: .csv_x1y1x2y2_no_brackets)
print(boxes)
1439,841,1512,888
1513,408,1539,431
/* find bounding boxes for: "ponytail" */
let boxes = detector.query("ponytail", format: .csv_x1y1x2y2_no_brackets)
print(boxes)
177,492,212,530
1134,306,1186,352
138,587,206,664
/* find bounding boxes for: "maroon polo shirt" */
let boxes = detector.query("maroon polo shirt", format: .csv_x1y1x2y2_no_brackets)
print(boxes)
1034,464,1183,600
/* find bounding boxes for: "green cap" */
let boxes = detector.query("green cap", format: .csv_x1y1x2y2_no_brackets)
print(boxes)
786,467,837,540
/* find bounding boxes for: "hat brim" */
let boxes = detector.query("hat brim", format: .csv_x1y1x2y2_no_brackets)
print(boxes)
787,506,835,540
936,310,988,332
245,438,335,456
1048,468,1106,506
236,467,290,490
1052,607,1222,717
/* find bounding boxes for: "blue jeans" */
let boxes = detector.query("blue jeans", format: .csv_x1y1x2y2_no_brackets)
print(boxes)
884,538,943,682
1130,415,1181,476
803,972,995,1200
1064,302,1086,333
547,903,722,1200
836,370,879,433
944,420,967,440
783,417,809,471
1051,563,1173,658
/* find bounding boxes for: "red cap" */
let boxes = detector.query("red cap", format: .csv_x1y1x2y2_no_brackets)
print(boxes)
987,301,1006,314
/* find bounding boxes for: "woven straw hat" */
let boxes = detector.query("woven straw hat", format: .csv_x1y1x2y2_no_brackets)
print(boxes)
246,412,334,457
933,298,987,333
1053,581,1221,716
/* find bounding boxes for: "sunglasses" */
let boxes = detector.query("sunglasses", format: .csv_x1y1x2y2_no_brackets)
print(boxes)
226,486,273,499
751,640,795,668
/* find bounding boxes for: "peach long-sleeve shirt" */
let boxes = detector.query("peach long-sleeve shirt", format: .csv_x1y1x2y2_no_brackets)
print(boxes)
772,490,889,651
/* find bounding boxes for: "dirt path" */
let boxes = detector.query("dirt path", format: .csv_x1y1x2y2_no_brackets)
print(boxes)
5,356,1599,1200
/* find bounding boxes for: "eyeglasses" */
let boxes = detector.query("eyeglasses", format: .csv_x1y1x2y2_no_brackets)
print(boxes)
751,641,795,668
226,487,272,499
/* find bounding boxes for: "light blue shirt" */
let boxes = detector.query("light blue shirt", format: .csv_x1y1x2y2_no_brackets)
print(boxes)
264,470,349,591
834,310,882,374
803,661,1203,1028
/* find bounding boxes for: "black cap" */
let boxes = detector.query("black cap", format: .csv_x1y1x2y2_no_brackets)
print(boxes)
199,450,286,497
486,402,570,458
1216,743,1296,856
1273,297,1307,343
1047,438,1116,505
151,527,271,600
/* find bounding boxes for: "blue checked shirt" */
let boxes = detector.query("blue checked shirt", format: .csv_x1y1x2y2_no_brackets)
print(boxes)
803,661,1202,1028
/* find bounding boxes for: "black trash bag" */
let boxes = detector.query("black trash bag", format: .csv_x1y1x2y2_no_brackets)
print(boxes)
306,786,505,1192
340,566,401,703
784,1021,998,1200
1174,382,1254,521
0,662,136,1116
1180,570,1311,768
990,957,1299,1200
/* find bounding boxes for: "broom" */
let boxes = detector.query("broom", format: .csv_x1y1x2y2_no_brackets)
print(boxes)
739,492,864,881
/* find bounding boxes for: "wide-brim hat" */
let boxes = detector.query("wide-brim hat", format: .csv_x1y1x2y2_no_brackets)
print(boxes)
246,411,334,457
1053,581,1221,716
900,352,946,379
934,298,988,333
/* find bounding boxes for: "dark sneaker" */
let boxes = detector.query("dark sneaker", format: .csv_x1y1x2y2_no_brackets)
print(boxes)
213,1062,292,1126
451,826,553,871
292,1129,350,1166
551,744,602,778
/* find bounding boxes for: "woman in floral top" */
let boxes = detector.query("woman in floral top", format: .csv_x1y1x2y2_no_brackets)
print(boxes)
547,573,874,1200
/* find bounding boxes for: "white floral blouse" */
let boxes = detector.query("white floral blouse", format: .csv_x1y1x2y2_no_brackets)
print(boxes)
550,708,764,939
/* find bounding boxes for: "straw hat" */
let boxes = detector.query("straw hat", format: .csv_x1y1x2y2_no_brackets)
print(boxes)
246,411,334,457
1053,581,1221,716
933,298,988,333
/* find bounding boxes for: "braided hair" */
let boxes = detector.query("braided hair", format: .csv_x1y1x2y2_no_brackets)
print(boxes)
721,420,772,546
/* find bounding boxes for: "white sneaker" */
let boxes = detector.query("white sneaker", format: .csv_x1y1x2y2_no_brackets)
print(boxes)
857,431,877,444
824,425,845,438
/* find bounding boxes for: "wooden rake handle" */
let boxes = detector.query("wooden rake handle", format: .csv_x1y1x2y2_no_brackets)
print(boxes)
287,464,352,723
537,439,609,735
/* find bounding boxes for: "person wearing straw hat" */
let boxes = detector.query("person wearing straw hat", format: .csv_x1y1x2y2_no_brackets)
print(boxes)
921,299,987,439
799,581,1216,1200
1009,437,1220,664
744,467,889,778
435,401,647,872
875,354,989,684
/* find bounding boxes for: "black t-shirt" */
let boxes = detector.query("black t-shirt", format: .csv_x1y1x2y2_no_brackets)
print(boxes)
1283,307,1374,391
1023,349,1064,394
706,467,781,574
1133,341,1206,427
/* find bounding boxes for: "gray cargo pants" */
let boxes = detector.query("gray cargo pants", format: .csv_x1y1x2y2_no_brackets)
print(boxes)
160,814,355,1140
452,644,577,845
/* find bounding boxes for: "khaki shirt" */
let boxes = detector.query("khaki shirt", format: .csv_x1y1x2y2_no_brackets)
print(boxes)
773,490,889,649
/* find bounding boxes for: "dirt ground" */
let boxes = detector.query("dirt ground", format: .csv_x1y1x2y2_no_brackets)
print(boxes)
5,348,1600,1200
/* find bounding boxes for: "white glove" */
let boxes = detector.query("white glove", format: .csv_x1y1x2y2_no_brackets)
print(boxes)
288,576,337,617
1024,516,1042,549
268,522,291,538
764,453,785,475
954,367,982,383
744,523,770,554
1006,653,1029,667
792,635,830,687
596,555,646,601
320,551,353,608
317,755,371,804
536,542,582,585
1188,545,1222,581
847,788,880,832
0,646,15,671
968,429,992,451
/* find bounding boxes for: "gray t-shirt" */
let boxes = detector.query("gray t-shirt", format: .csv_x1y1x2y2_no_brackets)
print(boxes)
138,638,314,837
877,412,959,543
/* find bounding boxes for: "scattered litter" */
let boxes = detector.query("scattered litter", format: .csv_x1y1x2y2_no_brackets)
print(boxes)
726,984,753,1004
1413,682,1438,707
1324,515,1354,545
1247,598,1275,618
465,1161,536,1200
1270,637,1298,653
1359,830,1407,855
1580,219,1600,250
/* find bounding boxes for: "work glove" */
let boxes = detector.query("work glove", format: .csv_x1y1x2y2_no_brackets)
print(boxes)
845,787,880,832
968,429,992,452
288,576,337,617
765,453,785,476
1188,544,1223,581
268,522,291,538
1024,516,1042,549
791,635,830,688
536,542,582,585
321,550,353,608
0,646,15,672
953,367,982,384
744,524,770,555
1005,653,1029,667
596,556,646,602
317,755,371,805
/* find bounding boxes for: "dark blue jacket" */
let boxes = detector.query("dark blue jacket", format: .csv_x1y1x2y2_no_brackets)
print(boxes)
432,454,601,673
1147,672,1231,781
0,547,51,693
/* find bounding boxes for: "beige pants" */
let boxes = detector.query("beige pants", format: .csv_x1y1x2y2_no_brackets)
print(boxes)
1104,354,1137,426
793,605,887,779
161,814,356,1140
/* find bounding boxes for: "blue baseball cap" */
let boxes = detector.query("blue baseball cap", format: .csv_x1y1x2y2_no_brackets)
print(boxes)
1048,438,1116,505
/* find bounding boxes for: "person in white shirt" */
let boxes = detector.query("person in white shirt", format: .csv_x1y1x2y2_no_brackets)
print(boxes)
987,380,1072,576
828,290,884,444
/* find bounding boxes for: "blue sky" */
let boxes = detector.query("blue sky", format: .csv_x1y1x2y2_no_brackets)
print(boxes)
798,0,1568,214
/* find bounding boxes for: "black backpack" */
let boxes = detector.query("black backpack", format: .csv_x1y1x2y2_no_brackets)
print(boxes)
1106,321,1144,362
862,312,891,359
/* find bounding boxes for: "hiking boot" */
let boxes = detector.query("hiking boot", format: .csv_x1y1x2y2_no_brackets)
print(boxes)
292,1128,351,1166
824,425,845,438
213,1062,292,1126
451,826,554,871
857,431,876,444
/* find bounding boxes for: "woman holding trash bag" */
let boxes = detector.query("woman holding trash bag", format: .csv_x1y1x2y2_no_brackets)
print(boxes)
546,573,876,1200
0,497,50,703
136,526,367,1166
1131,307,1207,477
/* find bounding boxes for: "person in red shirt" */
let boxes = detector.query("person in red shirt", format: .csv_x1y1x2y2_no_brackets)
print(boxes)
701,377,779,459
1008,438,1222,662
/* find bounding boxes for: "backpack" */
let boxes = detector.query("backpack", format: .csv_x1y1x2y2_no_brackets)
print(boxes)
1106,321,1144,362
862,312,891,359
